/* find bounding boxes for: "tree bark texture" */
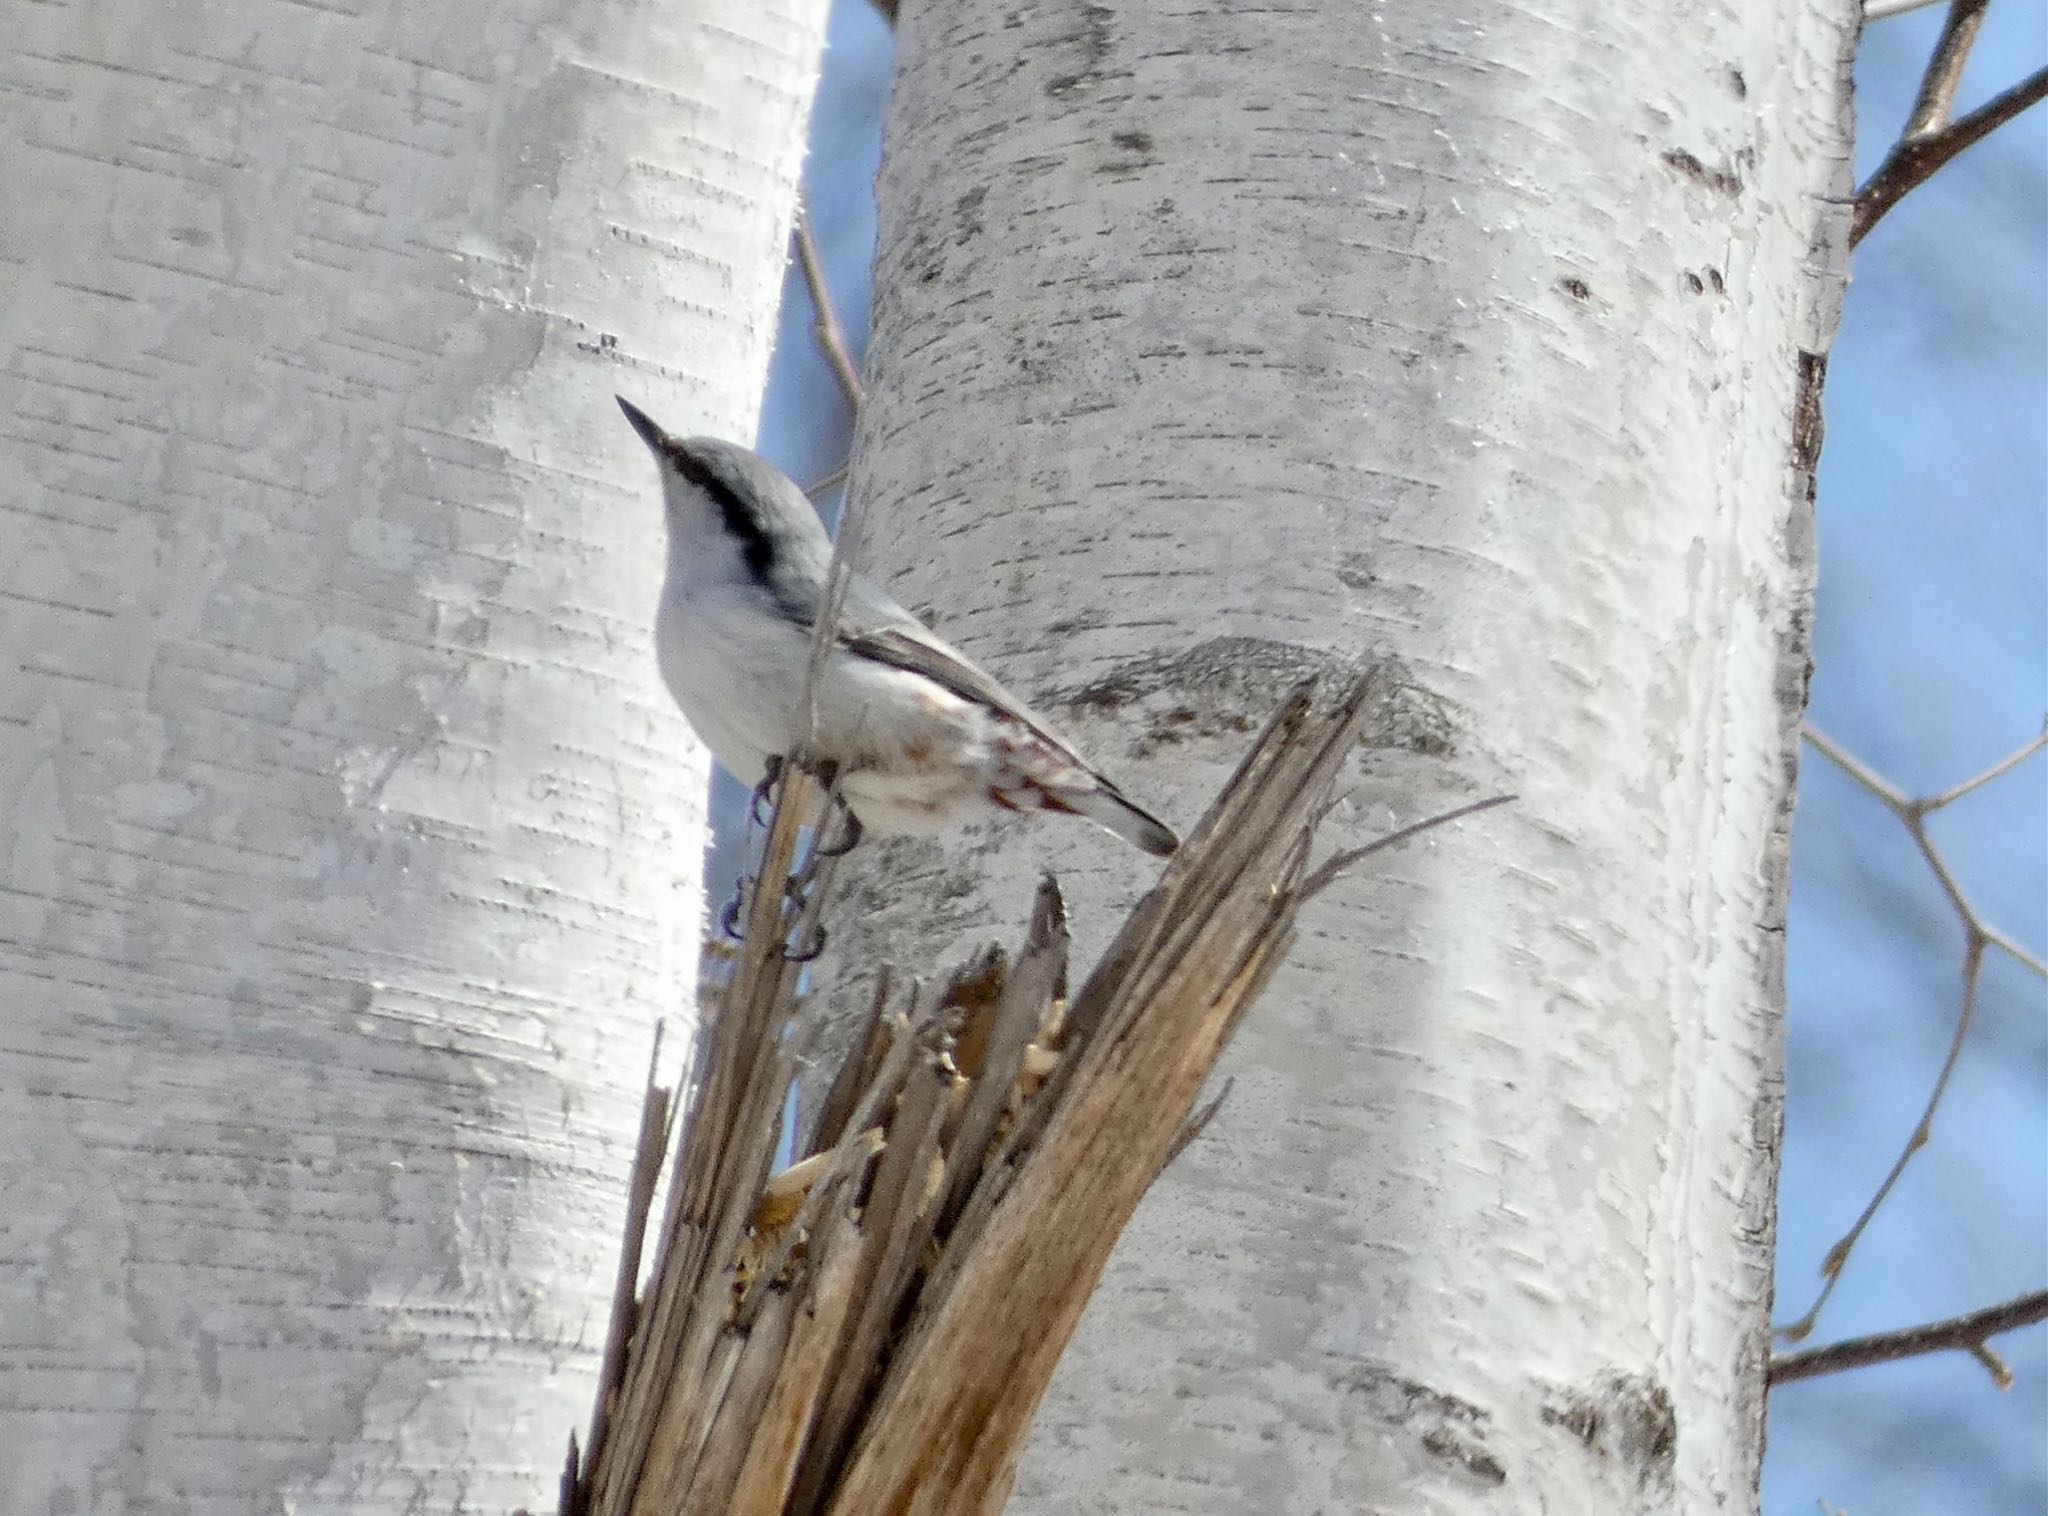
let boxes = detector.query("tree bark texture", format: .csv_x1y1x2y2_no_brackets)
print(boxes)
0,2,826,1509
821,1,1855,1511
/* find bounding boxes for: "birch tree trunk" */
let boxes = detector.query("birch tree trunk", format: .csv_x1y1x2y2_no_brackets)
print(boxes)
821,1,1855,1510
0,2,824,1509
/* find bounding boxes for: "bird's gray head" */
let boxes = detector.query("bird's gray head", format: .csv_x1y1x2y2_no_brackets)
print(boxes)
616,396,828,587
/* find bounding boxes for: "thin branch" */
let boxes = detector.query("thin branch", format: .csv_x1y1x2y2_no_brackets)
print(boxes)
794,204,865,410
1298,794,1517,902
1162,1076,1235,1171
1853,64,2048,246
1803,724,1911,812
1783,726,2048,1340
1803,724,2048,981
1903,0,1989,140
805,465,850,501
1771,1289,2048,1386
1924,723,2048,813
794,207,875,743
1984,923,2048,981
1779,937,1986,1341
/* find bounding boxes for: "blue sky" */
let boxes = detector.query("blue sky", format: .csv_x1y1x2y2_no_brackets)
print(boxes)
1772,5,2046,1511
750,4,2047,1507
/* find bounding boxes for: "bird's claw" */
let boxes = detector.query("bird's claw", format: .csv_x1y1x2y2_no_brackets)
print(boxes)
811,806,863,859
718,881,748,940
723,878,824,960
783,923,828,963
748,756,785,829
730,755,853,957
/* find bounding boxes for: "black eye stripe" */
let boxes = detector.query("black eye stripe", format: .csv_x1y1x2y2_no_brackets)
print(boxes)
674,447,775,578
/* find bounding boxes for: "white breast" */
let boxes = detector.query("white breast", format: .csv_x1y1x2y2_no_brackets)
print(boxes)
655,581,1019,836
654,580,810,786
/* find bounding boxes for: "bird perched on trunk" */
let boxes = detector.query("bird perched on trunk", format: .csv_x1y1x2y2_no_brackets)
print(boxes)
617,396,1178,858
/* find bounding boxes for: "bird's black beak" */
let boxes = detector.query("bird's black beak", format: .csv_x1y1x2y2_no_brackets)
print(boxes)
615,395,671,454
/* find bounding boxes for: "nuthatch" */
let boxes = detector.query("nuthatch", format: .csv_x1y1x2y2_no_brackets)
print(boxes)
618,396,1177,857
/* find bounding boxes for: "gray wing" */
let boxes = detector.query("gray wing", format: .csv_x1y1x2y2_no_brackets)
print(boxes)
837,616,1085,761
840,612,1179,856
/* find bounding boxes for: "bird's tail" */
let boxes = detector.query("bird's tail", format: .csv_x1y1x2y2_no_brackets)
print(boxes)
1053,780,1180,858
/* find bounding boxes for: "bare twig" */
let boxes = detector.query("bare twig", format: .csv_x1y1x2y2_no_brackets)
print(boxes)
1162,1076,1235,1171
789,200,864,541
790,198,864,510
1780,936,1986,1341
794,205,866,410
1298,793,1517,902
794,221,874,750
1854,60,2048,246
1924,723,2048,812
1780,725,2048,1340
1803,723,2047,977
1903,0,1990,140
804,465,850,501
1771,1289,2048,1387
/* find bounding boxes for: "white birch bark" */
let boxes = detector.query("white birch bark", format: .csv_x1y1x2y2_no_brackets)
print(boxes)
0,2,825,1509
824,1,1855,1510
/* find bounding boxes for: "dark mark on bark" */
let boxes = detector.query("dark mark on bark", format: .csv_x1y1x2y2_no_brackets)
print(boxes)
1790,349,1828,502
1099,128,1157,179
1349,1366,1491,1429
1727,66,1747,100
1080,4,1112,67
1540,1373,1678,1486
1683,270,1705,295
1559,274,1593,302
954,186,986,246
1344,1363,1507,1488
1661,147,1744,197
1060,638,1455,759
1377,676,1457,757
1046,4,1114,97
1421,1427,1508,1486
1059,637,1338,748
1061,636,1331,714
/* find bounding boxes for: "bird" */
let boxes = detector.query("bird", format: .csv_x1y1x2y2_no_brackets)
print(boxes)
616,395,1178,858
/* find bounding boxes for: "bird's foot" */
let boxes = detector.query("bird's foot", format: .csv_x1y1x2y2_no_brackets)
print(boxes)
748,755,785,829
782,922,829,963
717,878,748,940
810,803,863,859
728,753,854,959
720,881,827,961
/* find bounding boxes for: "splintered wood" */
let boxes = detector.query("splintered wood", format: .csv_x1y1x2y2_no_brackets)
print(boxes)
560,673,1383,1516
